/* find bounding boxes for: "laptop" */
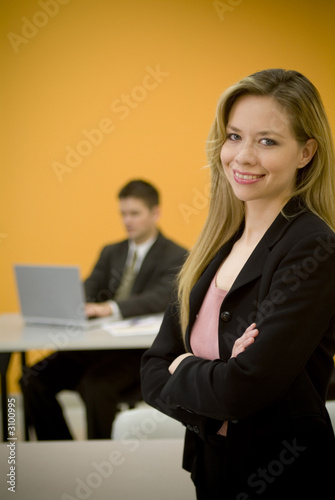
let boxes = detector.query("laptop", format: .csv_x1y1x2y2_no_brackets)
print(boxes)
13,264,111,328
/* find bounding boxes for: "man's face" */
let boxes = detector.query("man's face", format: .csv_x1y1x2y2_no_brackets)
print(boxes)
119,197,160,244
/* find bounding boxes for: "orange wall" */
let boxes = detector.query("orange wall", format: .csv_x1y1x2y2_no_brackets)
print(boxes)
1,0,335,390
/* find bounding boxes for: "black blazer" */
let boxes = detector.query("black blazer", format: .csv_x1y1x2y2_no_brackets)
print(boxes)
141,200,335,495
84,232,187,318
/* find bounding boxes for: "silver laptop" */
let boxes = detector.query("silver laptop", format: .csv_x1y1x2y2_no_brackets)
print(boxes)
13,264,110,328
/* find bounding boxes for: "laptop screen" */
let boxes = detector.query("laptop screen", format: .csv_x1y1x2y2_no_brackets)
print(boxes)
13,265,87,326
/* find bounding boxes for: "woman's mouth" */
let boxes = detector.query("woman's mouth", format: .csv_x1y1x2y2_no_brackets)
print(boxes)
233,169,265,184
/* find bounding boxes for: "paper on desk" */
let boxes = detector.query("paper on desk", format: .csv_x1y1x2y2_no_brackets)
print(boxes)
103,314,163,336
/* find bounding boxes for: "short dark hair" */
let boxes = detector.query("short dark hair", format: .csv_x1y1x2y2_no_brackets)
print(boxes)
118,180,160,208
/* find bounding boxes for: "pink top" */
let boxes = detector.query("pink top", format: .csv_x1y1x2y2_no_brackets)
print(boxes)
190,270,229,436
190,270,227,360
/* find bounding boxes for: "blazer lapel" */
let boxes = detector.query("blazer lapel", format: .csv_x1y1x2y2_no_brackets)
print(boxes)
229,238,270,294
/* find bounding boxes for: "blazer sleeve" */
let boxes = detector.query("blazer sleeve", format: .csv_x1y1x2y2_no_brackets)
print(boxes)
141,230,335,431
83,245,113,302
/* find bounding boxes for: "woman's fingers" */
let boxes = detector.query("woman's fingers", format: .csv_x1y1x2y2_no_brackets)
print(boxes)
231,324,259,358
245,322,257,333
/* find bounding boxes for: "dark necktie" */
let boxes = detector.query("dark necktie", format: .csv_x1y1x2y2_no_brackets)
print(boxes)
114,250,138,301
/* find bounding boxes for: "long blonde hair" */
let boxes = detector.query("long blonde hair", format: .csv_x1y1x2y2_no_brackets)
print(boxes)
178,69,335,336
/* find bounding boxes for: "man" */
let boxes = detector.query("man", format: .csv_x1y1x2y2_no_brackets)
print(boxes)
20,180,187,439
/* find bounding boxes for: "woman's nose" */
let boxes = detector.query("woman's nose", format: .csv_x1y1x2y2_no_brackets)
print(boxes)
235,143,257,166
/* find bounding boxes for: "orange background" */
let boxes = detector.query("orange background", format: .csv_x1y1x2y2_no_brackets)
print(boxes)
1,0,335,391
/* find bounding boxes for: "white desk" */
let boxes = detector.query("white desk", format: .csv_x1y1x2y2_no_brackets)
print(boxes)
0,313,162,441
0,439,195,499
0,313,161,352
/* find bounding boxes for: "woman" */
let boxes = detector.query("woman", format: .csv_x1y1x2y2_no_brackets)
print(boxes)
141,69,335,499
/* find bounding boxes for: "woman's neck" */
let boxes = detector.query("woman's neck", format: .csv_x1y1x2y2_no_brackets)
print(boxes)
241,199,287,245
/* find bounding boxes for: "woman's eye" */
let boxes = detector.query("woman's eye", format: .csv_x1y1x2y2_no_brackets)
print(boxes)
227,133,241,141
261,138,277,146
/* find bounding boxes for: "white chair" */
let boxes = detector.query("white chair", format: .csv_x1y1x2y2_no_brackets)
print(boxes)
112,406,185,440
326,400,335,432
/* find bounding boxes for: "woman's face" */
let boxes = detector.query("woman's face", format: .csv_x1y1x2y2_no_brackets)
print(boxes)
220,94,316,209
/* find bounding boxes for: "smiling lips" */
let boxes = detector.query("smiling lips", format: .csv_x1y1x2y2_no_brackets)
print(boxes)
233,169,265,184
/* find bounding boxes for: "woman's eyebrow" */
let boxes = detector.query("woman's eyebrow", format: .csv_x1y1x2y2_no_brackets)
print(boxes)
226,124,241,132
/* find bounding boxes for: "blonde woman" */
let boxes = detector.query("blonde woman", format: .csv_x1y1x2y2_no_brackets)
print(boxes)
141,69,335,499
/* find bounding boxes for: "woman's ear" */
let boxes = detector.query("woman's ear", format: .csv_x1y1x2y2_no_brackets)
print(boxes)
298,138,318,169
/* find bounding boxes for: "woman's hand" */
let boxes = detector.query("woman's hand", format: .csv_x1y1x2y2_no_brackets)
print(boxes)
168,353,194,374
231,323,259,358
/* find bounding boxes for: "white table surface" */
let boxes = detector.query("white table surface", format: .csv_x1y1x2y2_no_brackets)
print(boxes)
0,313,161,352
0,439,195,500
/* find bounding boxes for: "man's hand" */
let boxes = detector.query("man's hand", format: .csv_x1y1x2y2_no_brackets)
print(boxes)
85,302,112,318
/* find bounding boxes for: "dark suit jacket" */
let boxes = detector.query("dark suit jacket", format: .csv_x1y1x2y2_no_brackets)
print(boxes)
141,199,335,495
84,232,187,318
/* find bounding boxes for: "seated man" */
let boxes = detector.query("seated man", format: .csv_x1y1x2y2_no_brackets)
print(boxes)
20,180,187,439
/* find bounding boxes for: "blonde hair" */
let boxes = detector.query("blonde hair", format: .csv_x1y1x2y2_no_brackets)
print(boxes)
178,69,335,336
